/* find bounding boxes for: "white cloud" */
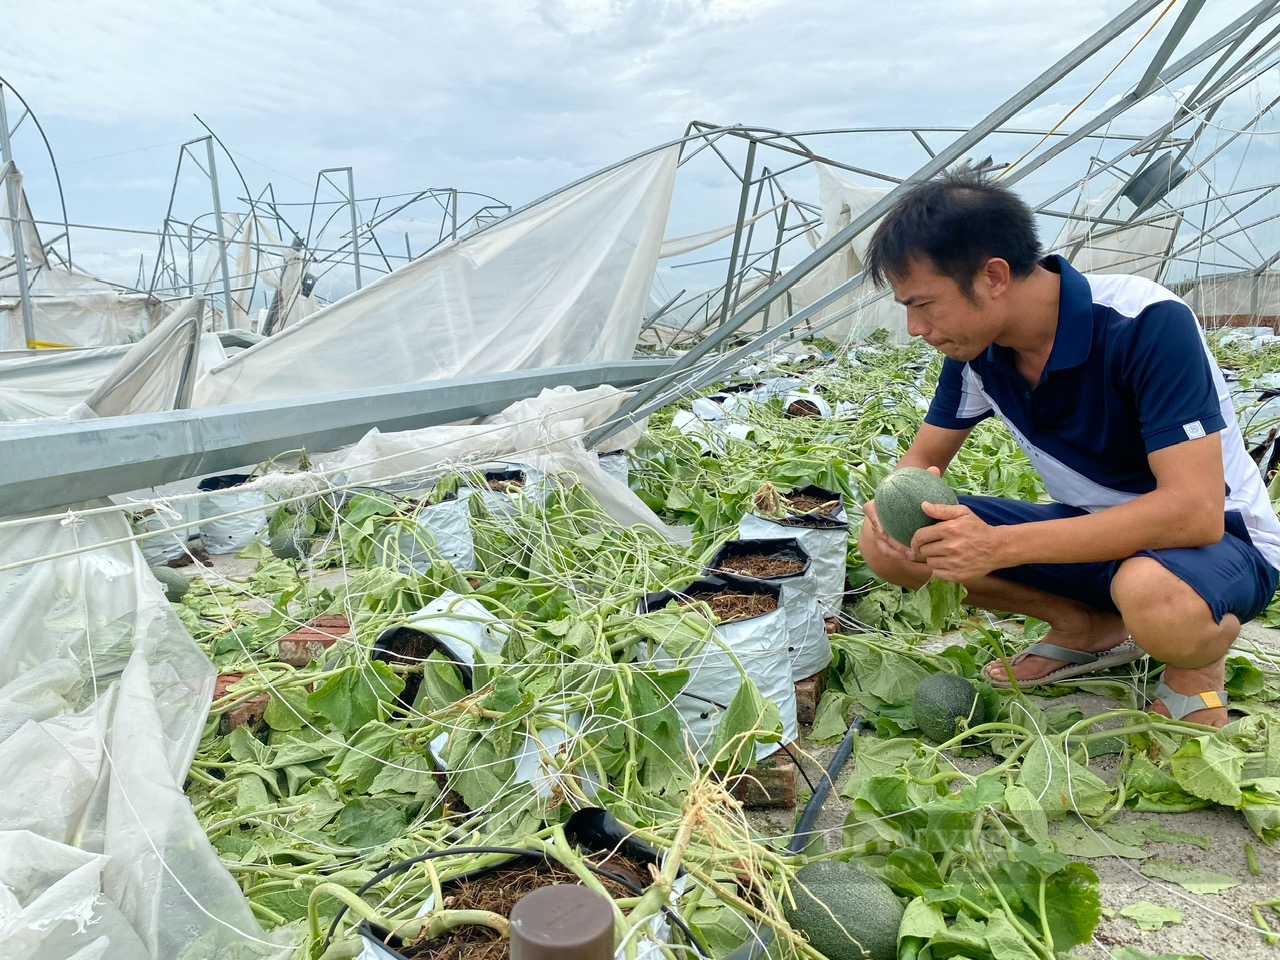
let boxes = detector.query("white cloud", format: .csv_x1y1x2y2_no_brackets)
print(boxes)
2,0,1276,285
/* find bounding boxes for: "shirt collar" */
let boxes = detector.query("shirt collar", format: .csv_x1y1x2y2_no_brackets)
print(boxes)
983,254,1094,374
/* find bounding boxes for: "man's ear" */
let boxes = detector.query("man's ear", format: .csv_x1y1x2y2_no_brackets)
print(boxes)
975,257,1012,301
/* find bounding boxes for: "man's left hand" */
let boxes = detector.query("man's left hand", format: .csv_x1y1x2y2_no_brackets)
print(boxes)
910,502,1006,582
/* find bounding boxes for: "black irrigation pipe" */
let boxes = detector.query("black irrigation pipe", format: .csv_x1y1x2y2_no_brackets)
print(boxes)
724,716,866,960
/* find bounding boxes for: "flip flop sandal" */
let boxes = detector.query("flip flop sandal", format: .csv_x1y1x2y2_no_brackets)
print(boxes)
1151,681,1228,722
986,637,1146,689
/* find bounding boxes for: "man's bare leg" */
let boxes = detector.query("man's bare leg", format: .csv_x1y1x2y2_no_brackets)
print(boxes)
1111,557,1236,727
858,523,1230,726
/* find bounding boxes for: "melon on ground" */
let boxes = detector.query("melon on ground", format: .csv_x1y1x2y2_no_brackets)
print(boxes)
912,671,985,742
783,859,904,960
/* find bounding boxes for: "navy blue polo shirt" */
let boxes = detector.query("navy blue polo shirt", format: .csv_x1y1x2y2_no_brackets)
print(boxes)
924,255,1280,568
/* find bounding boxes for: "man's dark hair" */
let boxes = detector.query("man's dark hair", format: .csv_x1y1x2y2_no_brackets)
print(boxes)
864,170,1042,298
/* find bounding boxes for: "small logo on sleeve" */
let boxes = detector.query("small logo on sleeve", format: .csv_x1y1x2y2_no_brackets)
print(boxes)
1183,421,1206,439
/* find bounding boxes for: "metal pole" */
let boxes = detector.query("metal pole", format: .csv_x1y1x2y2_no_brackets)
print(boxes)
346,167,362,290
718,139,757,326
998,0,1280,188
204,137,237,329
451,188,459,241
187,223,195,296
762,202,790,331
586,0,1168,448
1133,0,1210,97
732,167,769,316
0,91,36,348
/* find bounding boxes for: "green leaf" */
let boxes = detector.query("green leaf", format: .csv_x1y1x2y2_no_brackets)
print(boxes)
262,685,314,732
331,796,414,847
1224,655,1266,698
989,859,1101,953
1141,819,1212,850
225,724,266,764
832,635,930,710
709,677,781,771
809,691,854,743
1170,735,1244,807
1124,755,1208,813
331,722,400,793
234,771,274,811
1240,776,1280,842
1003,784,1051,845
308,661,406,737
1052,820,1149,859
1139,860,1239,894
1017,739,1112,819
634,610,713,663
415,657,468,711
369,752,440,801
480,673,524,715
1118,901,1182,931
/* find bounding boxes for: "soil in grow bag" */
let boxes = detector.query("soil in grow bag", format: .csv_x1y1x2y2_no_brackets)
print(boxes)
785,398,823,418
372,625,475,710
712,551,805,579
483,468,526,492
367,823,658,960
677,589,778,622
782,491,839,516
397,864,636,960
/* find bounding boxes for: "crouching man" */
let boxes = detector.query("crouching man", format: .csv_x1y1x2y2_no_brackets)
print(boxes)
857,171,1280,727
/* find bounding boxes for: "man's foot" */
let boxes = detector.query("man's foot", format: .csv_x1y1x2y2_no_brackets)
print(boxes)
1149,661,1228,728
983,608,1131,684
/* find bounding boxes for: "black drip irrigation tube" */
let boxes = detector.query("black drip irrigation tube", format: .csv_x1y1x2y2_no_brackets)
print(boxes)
724,716,866,960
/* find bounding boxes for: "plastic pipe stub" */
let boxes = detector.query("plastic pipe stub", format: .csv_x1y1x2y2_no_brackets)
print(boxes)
509,884,615,960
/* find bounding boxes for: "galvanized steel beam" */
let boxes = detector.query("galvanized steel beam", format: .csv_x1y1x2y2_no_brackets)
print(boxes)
0,360,671,515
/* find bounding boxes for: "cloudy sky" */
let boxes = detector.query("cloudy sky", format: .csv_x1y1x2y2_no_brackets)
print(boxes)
3,0,1277,296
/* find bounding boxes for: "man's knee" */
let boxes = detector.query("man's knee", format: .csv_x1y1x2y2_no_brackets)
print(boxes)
857,518,930,590
1111,557,1231,665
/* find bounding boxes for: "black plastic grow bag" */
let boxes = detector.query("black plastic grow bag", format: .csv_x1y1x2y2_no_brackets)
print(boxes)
703,536,811,584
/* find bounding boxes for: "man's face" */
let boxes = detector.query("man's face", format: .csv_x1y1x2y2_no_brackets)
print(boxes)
888,258,997,362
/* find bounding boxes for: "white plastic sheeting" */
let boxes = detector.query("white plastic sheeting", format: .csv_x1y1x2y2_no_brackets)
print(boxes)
1051,181,1179,281
68,297,208,420
0,504,288,959
0,299,217,422
0,345,129,420
786,165,906,343
1181,270,1280,327
309,385,684,542
193,148,680,407
0,165,160,349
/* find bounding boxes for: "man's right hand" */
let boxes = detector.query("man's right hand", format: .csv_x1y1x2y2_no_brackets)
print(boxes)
862,497,916,562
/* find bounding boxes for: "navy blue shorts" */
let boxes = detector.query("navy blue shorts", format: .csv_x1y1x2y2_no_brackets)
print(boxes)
959,495,1280,625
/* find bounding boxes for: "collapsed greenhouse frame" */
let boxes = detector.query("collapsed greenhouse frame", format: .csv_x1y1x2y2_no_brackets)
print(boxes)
5,1,1280,958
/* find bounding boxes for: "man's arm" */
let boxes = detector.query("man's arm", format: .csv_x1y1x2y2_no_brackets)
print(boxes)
895,422,972,475
913,433,1226,581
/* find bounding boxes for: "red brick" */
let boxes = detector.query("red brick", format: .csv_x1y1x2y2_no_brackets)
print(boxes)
724,744,798,809
276,615,351,667
214,673,270,735
794,670,827,725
